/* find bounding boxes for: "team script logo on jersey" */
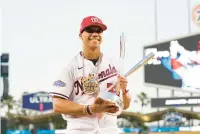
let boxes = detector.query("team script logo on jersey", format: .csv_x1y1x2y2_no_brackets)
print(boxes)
74,64,118,96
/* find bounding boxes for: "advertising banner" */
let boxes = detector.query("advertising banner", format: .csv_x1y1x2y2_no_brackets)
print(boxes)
22,91,53,111
144,33,200,93
151,96,200,108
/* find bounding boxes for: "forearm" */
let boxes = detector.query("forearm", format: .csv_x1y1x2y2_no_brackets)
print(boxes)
52,97,90,116
122,91,131,110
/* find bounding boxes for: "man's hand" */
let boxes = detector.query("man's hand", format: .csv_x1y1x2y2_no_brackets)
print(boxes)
117,75,128,93
90,97,119,114
117,75,131,110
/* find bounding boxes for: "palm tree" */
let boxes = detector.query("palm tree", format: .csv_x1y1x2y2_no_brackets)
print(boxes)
15,100,34,116
137,92,150,114
1,95,16,116
13,91,34,116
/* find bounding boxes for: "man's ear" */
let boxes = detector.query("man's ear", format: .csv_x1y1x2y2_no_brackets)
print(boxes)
79,33,82,39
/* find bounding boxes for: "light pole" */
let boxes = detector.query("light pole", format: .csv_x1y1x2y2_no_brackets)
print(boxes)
1,53,9,100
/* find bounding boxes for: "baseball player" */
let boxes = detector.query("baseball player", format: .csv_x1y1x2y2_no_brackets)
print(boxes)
169,40,200,91
49,16,131,134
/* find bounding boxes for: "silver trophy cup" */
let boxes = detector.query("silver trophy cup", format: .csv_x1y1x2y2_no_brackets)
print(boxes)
99,91,124,116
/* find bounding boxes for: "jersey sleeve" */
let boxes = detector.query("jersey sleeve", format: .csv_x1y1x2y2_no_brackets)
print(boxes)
49,66,74,100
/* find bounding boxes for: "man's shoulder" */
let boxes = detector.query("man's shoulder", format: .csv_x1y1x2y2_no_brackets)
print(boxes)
70,53,81,65
103,54,119,65
62,52,81,71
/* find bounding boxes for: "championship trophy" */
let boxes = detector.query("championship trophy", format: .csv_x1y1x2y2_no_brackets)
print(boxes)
99,33,126,116
99,33,155,116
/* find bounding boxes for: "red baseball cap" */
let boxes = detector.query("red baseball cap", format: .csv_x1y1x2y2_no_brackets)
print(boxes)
80,16,107,33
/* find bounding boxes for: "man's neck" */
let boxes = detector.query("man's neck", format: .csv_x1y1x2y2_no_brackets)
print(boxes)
82,47,101,60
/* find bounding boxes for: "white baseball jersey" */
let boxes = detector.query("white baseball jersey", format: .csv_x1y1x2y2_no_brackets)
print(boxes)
174,49,200,90
49,52,121,134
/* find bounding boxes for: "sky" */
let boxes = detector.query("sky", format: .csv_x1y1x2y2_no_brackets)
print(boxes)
1,0,200,120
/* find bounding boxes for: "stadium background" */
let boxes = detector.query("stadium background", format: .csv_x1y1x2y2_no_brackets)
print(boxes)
1,0,200,133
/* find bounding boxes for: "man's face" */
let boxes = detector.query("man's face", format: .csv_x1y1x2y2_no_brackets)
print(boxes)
80,26,103,50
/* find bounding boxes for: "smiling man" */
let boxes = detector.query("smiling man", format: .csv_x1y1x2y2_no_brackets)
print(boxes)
49,16,131,134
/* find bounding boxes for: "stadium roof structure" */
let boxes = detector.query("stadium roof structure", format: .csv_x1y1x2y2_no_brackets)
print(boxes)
10,108,200,124
119,108,200,122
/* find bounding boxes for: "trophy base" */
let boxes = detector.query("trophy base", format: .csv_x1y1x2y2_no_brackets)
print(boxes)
99,91,124,116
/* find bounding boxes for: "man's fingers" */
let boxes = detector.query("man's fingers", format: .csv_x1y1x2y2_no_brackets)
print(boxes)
105,103,118,108
95,97,104,104
119,78,127,83
105,107,119,113
95,98,116,107
101,99,115,104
